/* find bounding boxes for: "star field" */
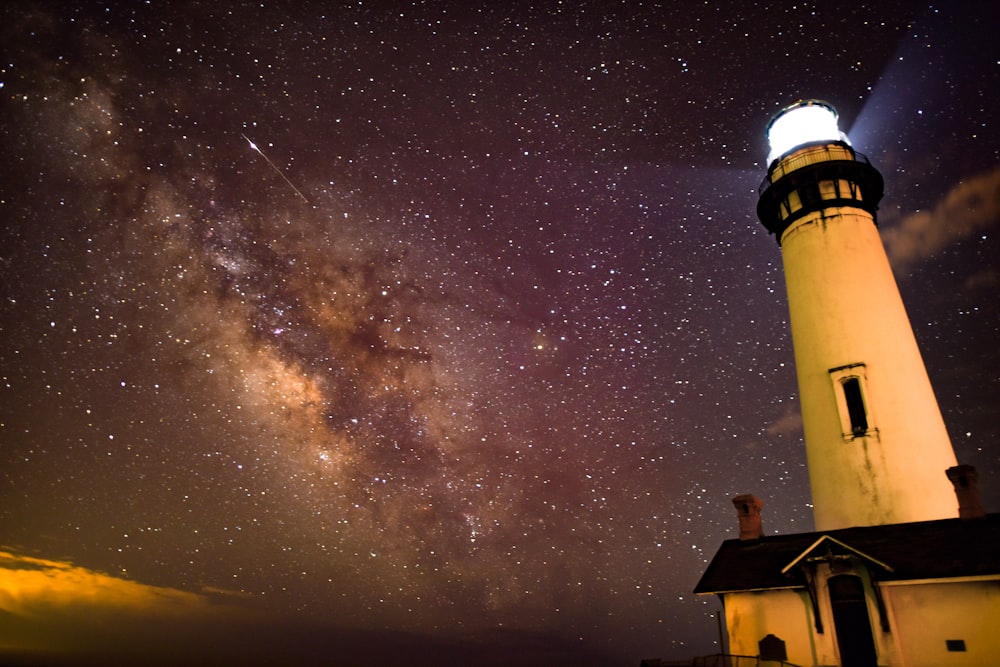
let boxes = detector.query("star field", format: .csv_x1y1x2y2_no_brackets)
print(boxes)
1,2,997,665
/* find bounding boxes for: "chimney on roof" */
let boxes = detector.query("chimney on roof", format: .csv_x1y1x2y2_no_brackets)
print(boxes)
732,494,764,540
946,465,986,519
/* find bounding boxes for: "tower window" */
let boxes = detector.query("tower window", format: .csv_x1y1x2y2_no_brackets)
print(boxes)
842,378,868,435
829,364,875,440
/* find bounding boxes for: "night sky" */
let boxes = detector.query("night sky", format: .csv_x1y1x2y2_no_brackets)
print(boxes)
1,2,997,665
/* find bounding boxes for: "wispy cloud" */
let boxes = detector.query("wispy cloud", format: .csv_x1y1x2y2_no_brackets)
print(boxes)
766,405,803,439
883,165,1000,272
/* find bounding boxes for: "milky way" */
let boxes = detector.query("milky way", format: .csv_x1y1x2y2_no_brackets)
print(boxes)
1,2,997,664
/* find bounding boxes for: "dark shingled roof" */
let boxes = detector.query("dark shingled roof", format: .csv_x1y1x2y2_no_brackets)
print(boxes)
694,514,1000,595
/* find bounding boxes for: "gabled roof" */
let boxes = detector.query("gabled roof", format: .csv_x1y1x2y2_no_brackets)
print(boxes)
694,514,1000,595
779,534,894,576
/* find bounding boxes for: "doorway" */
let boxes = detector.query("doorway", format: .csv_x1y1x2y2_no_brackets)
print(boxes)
829,574,878,667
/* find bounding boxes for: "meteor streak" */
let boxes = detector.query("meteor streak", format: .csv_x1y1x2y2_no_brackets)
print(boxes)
241,133,310,204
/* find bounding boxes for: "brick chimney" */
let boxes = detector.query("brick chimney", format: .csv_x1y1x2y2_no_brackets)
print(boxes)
732,494,764,540
946,465,986,519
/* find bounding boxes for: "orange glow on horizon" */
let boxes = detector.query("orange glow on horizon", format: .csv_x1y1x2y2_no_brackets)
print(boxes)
0,549,256,658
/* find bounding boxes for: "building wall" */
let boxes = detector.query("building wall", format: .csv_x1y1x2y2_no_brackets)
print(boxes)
882,579,1000,667
724,589,837,666
723,576,1000,667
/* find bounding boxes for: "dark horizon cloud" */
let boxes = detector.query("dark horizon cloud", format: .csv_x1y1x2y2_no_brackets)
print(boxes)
0,548,619,667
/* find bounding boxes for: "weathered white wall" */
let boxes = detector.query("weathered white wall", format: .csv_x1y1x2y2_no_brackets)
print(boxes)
725,589,836,666
723,576,999,667
780,200,957,530
883,579,1000,667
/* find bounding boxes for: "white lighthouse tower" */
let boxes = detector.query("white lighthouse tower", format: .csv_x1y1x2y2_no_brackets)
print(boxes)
757,100,958,531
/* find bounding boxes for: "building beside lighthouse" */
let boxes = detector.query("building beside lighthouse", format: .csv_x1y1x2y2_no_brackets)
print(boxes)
694,101,1000,667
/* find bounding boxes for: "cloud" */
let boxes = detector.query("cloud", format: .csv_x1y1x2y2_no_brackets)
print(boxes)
0,549,259,664
0,549,617,667
0,550,221,614
766,405,803,439
883,165,1000,271
963,266,999,291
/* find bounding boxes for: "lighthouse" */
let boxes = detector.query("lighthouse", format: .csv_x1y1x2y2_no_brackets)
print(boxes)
692,101,997,667
756,100,958,531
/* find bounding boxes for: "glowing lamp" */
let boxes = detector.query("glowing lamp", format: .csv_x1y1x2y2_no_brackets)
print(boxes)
765,100,849,164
